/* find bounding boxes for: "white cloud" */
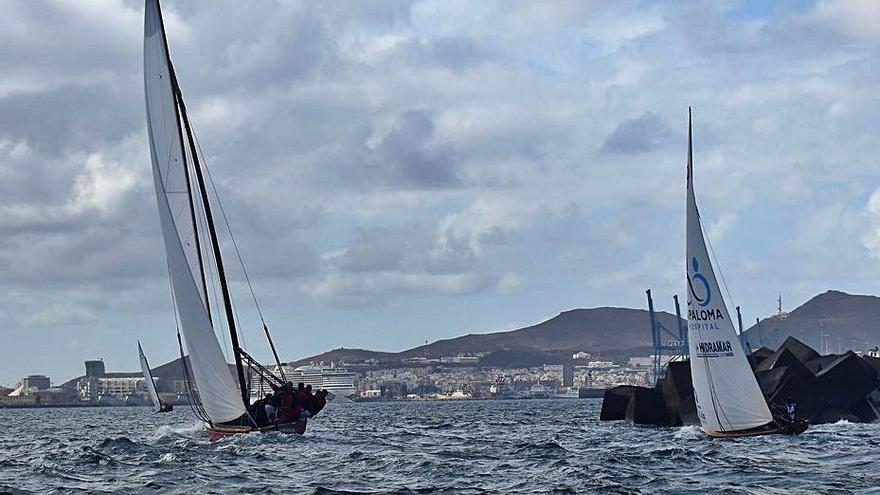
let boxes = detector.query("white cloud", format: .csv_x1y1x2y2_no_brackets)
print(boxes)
23,304,98,327
497,272,525,294
707,211,738,243
71,153,137,214
807,0,880,40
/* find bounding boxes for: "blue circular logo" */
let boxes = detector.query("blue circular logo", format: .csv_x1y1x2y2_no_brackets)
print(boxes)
688,257,711,307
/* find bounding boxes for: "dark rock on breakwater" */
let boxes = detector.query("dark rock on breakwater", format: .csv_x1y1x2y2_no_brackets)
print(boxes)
601,337,880,426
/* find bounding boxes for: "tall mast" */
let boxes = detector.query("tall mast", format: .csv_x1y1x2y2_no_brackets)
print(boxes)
147,0,249,425
153,1,211,321
174,87,250,406
685,107,773,433
154,0,249,407
687,106,693,186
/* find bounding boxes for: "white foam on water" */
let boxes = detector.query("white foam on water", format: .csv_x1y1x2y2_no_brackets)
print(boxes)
809,419,853,433
673,425,703,440
149,422,205,441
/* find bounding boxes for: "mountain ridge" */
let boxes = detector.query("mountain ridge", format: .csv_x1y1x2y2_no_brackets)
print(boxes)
743,290,880,352
290,306,680,367
58,290,880,384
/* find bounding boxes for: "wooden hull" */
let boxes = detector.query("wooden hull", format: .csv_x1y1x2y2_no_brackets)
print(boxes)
207,420,307,441
704,420,809,438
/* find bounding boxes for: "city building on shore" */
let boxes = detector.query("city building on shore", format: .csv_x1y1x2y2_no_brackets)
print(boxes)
1,351,654,407
0,374,79,407
78,377,148,401
22,375,50,391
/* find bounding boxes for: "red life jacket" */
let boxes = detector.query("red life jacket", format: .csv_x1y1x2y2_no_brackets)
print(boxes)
277,393,297,421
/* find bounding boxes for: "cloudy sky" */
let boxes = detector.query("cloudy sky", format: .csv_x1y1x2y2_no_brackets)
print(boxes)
2,0,880,384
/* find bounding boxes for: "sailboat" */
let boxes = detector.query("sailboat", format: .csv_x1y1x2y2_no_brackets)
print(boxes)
685,108,808,438
144,0,305,440
138,341,172,413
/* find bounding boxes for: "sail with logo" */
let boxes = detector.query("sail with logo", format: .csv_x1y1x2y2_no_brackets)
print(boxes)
685,108,808,437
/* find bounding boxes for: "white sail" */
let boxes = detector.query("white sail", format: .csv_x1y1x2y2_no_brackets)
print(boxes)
685,110,773,433
144,0,246,424
138,341,162,412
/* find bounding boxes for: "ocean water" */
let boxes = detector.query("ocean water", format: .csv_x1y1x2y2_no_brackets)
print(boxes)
1,399,878,494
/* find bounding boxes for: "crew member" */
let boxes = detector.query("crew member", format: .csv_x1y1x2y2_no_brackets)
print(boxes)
264,393,276,423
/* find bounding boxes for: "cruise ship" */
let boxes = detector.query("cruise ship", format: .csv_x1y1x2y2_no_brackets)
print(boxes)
251,363,357,400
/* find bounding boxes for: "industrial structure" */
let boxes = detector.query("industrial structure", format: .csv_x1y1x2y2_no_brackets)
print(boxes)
646,289,687,383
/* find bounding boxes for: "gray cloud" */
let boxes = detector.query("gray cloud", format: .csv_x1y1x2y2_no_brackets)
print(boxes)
0,86,140,157
4,0,880,383
396,36,492,72
316,108,462,190
372,109,461,188
600,113,675,155
335,222,485,276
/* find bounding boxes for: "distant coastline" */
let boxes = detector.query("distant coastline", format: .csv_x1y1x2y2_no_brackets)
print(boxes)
0,403,152,410
0,395,608,409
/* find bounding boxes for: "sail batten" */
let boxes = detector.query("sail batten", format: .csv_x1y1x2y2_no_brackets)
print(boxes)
685,109,773,433
144,0,246,424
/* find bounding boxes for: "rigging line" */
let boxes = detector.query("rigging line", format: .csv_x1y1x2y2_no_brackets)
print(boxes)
690,225,731,430
168,284,210,423
165,259,210,423
178,329,210,422
190,129,267,324
229,288,251,356
704,228,765,425
156,8,212,325
178,331,210,423
703,352,734,432
193,175,249,358
189,123,286,378
700,219,738,330
172,82,250,408
208,236,231,361
195,174,231,361
227,288,252,401
153,0,237,419
694,227,745,432
159,186,209,424
178,108,212,325
693,216,737,431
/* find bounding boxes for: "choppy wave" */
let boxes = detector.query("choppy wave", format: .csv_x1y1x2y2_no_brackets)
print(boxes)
0,400,877,493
